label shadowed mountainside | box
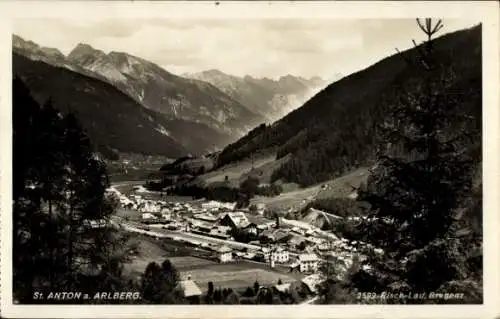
[216,25,482,187]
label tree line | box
[13,77,133,303]
[13,78,187,304]
[163,176,282,208]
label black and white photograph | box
[1,1,499,318]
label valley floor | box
[108,168,372,303]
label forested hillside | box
[13,36,260,158]
[13,53,188,158]
[13,53,238,159]
[216,25,481,187]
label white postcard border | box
[0,1,498,318]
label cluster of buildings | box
[108,187,379,278]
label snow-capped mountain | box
[183,70,331,122]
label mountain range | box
[215,24,482,187]
[183,69,329,122]
[12,37,239,158]
[65,43,267,136]
[12,34,329,159]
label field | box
[239,154,290,185]
[196,155,277,187]
[116,208,142,220]
[123,235,173,279]
[121,234,300,293]
[249,167,370,213]
[171,258,301,292]
[123,234,211,279]
[112,183,194,203]
[315,167,370,200]
[169,256,219,270]
[192,152,369,213]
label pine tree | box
[213,289,222,303]
[140,260,185,304]
[205,281,214,304]
[225,290,241,304]
[12,78,131,303]
[353,19,479,301]
[253,280,260,295]
[243,286,255,297]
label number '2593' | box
[357,292,378,299]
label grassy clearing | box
[315,167,370,200]
[183,266,297,292]
[123,235,172,279]
[116,208,141,220]
[250,167,370,213]
[169,256,302,292]
[123,240,299,293]
[196,155,277,188]
[250,185,322,213]
[239,155,290,185]
[122,234,212,279]
[169,256,218,270]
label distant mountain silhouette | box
[183,70,330,122]
[65,42,266,136]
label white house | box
[142,212,156,220]
[83,219,108,229]
[317,241,333,251]
[256,203,266,215]
[202,200,235,211]
[263,246,289,264]
[193,212,218,223]
[177,277,203,299]
[161,208,172,220]
[298,254,319,273]
[216,245,233,263]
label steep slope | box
[216,25,482,187]
[13,34,82,73]
[66,45,265,136]
[12,35,237,155]
[184,70,328,122]
[13,52,191,159]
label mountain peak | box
[39,46,65,59]
[73,43,95,51]
[68,43,106,61]
[203,69,226,76]
[12,34,40,51]
[107,50,130,63]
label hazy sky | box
[13,18,479,81]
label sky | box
[13,18,479,82]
